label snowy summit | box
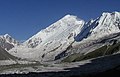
[9,12,120,62]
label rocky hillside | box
[0,34,20,51]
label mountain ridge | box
[8,11,120,62]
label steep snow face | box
[0,34,20,51]
[24,15,84,48]
[9,15,85,61]
[90,12,120,38]
[75,12,120,42]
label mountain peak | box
[85,11,120,40]
[63,14,76,18]
[112,11,120,14]
[4,34,10,36]
[62,14,82,21]
[64,14,71,17]
[0,34,20,51]
[4,34,11,38]
[101,11,120,16]
[23,14,84,48]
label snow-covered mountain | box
[9,15,85,61]
[89,12,120,38]
[0,34,20,51]
[75,12,120,42]
[24,15,84,48]
[9,12,120,62]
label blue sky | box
[0,0,120,41]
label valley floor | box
[0,53,120,77]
